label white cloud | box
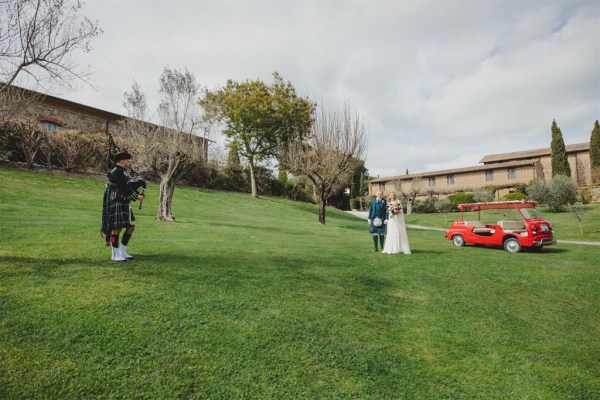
[16,0,597,177]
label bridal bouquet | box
[388,201,403,215]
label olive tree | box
[526,179,550,205]
[119,68,211,222]
[547,175,577,212]
[473,187,495,202]
[401,177,422,215]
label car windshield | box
[519,207,545,220]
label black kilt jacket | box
[101,166,140,236]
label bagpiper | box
[101,152,145,261]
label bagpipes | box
[130,178,147,209]
[106,130,147,208]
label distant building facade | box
[2,85,209,157]
[369,142,592,199]
[4,85,123,134]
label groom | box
[368,190,388,252]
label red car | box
[446,200,556,253]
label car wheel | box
[452,235,465,247]
[503,237,521,253]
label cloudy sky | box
[25,0,600,178]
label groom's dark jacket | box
[368,198,388,222]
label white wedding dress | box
[382,210,411,254]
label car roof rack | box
[457,200,538,211]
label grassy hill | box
[1,168,599,399]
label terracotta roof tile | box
[369,159,536,183]
[479,142,589,163]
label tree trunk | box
[318,189,326,224]
[157,177,176,221]
[248,158,257,198]
[156,153,185,221]
[407,198,413,215]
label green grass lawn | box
[1,168,599,399]
[405,203,600,242]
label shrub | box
[513,183,528,194]
[51,130,101,172]
[473,188,495,202]
[578,189,592,205]
[0,119,28,163]
[547,175,577,212]
[184,160,220,189]
[269,178,286,197]
[434,198,451,213]
[13,122,48,168]
[501,192,528,201]
[252,166,277,195]
[413,197,436,213]
[447,192,474,210]
[84,133,107,173]
[350,198,360,210]
[526,180,550,205]
[285,179,314,203]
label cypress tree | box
[591,120,600,183]
[226,141,241,168]
[550,119,571,177]
[590,120,600,169]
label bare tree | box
[118,68,211,222]
[0,0,100,160]
[280,104,367,224]
[0,0,100,94]
[122,80,147,121]
[400,177,422,215]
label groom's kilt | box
[369,220,387,235]
[108,202,135,230]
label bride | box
[382,192,411,254]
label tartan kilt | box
[369,220,387,235]
[108,202,135,230]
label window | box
[39,120,62,131]
[429,177,436,187]
[486,170,494,181]
[447,175,455,185]
[379,182,385,191]
[508,168,516,179]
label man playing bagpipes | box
[101,151,145,261]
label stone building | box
[369,142,591,199]
[2,85,209,157]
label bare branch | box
[0,0,101,94]
[280,103,367,224]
